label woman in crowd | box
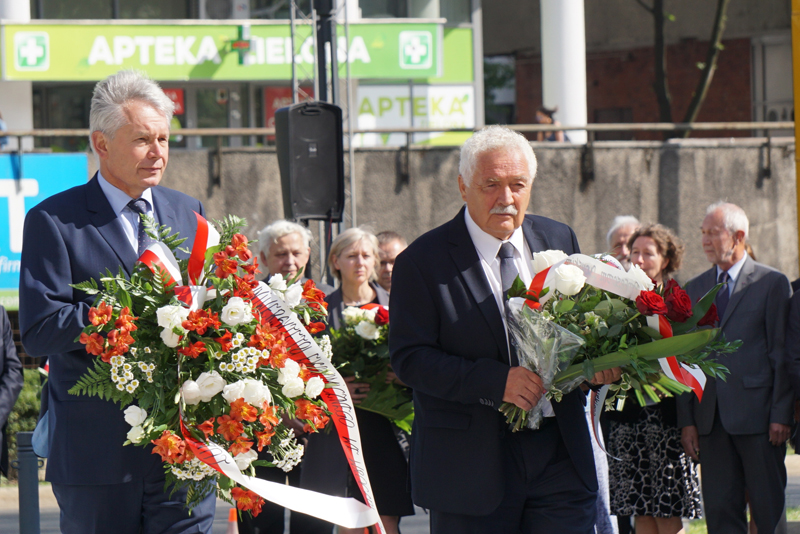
[606,224,702,534]
[534,105,567,142]
[300,227,413,534]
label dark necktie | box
[127,198,152,257]
[715,270,730,320]
[497,242,520,366]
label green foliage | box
[6,369,42,480]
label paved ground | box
[4,455,800,534]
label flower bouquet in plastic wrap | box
[500,251,737,431]
[329,304,413,433]
[69,214,332,517]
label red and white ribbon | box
[645,315,706,401]
[188,212,220,285]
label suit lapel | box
[152,187,177,231]
[85,175,138,276]
[521,216,548,255]
[448,208,509,363]
[720,256,755,328]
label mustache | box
[490,204,518,215]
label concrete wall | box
[90,137,798,284]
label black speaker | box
[275,102,345,222]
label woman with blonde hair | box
[300,227,413,534]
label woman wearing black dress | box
[299,227,413,534]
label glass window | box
[35,0,112,19]
[32,84,94,151]
[250,0,312,19]
[360,0,406,18]
[441,0,470,25]
[119,0,189,19]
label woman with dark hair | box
[534,105,566,142]
[606,224,702,534]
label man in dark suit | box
[0,305,23,478]
[19,70,215,534]
[679,201,792,534]
[389,126,618,534]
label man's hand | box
[681,425,700,462]
[589,367,622,386]
[769,423,791,446]
[344,376,370,405]
[503,367,545,410]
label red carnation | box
[635,291,668,316]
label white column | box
[540,0,587,144]
[0,0,34,151]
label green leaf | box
[672,284,723,335]
[507,276,528,299]
[607,324,623,338]
[554,299,575,314]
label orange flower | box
[88,301,113,326]
[232,487,264,517]
[214,330,233,352]
[178,341,207,359]
[259,404,280,429]
[266,347,289,369]
[197,418,215,439]
[151,430,186,464]
[214,252,239,279]
[182,309,221,336]
[216,415,244,441]
[241,259,260,276]
[254,429,275,451]
[302,279,327,307]
[230,398,258,423]
[295,399,330,433]
[114,307,138,332]
[228,436,254,456]
[305,322,325,334]
[233,274,259,299]
[248,323,283,351]
[80,332,105,356]
[108,328,135,348]
[225,234,253,262]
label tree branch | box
[679,0,732,135]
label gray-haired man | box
[19,70,215,534]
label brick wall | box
[515,38,752,139]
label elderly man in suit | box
[19,70,215,534]
[678,201,792,534]
[389,125,619,534]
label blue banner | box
[0,153,88,309]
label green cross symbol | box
[14,32,49,71]
[399,31,432,70]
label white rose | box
[156,305,189,330]
[305,376,325,399]
[123,405,147,427]
[532,250,569,274]
[127,425,145,444]
[283,284,303,307]
[355,321,381,340]
[221,297,253,327]
[233,449,258,470]
[341,307,364,326]
[222,381,246,404]
[628,264,655,291]
[196,371,226,402]
[160,328,182,348]
[553,264,587,296]
[362,307,378,322]
[282,376,306,398]
[278,360,301,385]
[242,378,272,405]
[181,380,202,405]
[268,274,287,292]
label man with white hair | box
[390,125,620,534]
[606,216,640,270]
[19,70,215,533]
[257,219,333,291]
[678,201,792,534]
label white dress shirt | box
[464,207,555,417]
[716,253,747,297]
[97,172,156,254]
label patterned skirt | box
[607,406,703,518]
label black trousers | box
[430,418,597,534]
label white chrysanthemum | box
[117,383,125,391]
[125,383,136,393]
[318,335,333,359]
[144,347,152,353]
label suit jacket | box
[389,207,596,516]
[0,306,23,476]
[19,174,204,485]
[677,256,793,435]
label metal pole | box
[290,1,298,104]
[344,0,357,228]
[14,432,41,534]
[793,0,800,274]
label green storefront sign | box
[2,22,444,81]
